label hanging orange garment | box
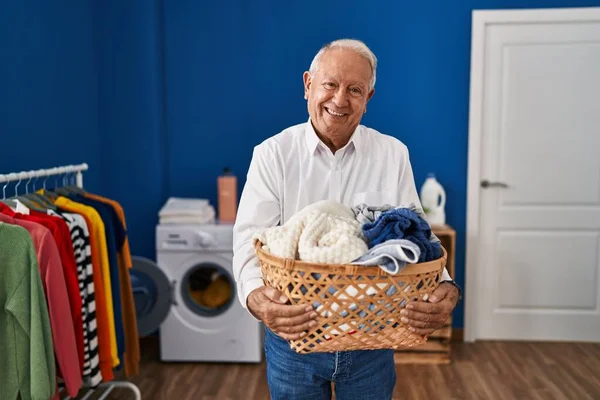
[84,193,140,377]
[53,197,116,381]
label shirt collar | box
[304,118,362,156]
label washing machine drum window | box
[182,263,235,317]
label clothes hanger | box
[49,167,83,197]
[13,171,48,213]
[57,166,85,195]
[54,168,77,196]
[39,167,61,201]
[23,170,58,211]
[0,174,19,209]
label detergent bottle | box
[420,173,446,227]
[217,167,238,223]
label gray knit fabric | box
[351,203,394,225]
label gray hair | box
[308,39,378,91]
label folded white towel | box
[159,197,214,217]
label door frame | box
[464,7,600,342]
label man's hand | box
[400,282,460,336]
[247,286,318,341]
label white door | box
[466,7,600,342]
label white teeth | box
[326,108,345,117]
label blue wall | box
[3,1,600,329]
[0,0,102,189]
[92,0,167,263]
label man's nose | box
[332,88,349,107]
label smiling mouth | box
[325,107,347,117]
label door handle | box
[170,280,178,306]
[481,180,509,188]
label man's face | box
[303,48,375,147]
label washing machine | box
[131,223,263,363]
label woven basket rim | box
[255,240,447,276]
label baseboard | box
[452,328,464,342]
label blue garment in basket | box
[362,208,441,262]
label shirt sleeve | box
[397,145,452,281]
[232,143,282,309]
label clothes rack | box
[1,163,142,400]
[0,164,87,187]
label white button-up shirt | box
[233,119,451,308]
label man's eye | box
[350,87,362,94]
[323,82,336,88]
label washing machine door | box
[169,252,245,333]
[130,256,173,337]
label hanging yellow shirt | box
[54,196,120,368]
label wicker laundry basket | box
[256,241,447,354]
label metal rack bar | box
[0,163,88,187]
[61,380,142,400]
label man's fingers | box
[406,299,454,315]
[262,301,313,327]
[274,318,318,334]
[408,327,436,336]
[400,309,446,325]
[406,281,459,311]
[262,287,289,304]
[405,300,439,314]
[272,309,318,330]
[269,302,314,318]
[399,300,452,333]
[271,308,319,340]
[428,282,451,303]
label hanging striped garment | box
[49,209,103,387]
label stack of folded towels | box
[253,200,442,338]
[158,197,216,225]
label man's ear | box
[303,71,312,100]
[367,88,375,102]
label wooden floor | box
[67,338,600,400]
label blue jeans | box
[264,327,396,399]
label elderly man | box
[233,39,460,399]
